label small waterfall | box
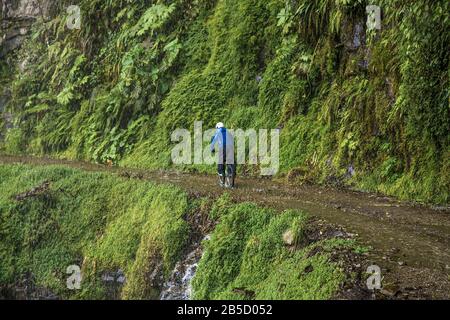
[160,236,209,300]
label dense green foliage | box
[1,0,448,203]
[192,202,355,300]
[0,163,190,299]
[0,164,357,300]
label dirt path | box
[1,155,449,299]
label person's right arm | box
[210,130,219,152]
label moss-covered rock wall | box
[0,0,448,203]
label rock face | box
[0,0,52,57]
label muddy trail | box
[1,155,449,299]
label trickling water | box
[160,237,209,300]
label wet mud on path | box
[1,155,449,299]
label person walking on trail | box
[210,122,235,188]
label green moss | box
[0,164,365,300]
[0,164,189,299]
[192,203,273,299]
[255,253,343,300]
[121,187,189,299]
[192,202,356,300]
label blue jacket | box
[210,128,233,152]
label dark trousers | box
[218,149,235,177]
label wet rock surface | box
[1,0,52,57]
[1,273,58,300]
[160,244,204,300]
[101,269,127,300]
[13,180,50,201]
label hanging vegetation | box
[0,0,448,204]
